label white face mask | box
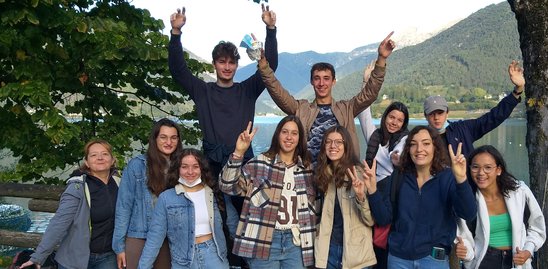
[179,176,202,188]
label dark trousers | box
[478,246,513,269]
[210,158,248,268]
[373,246,388,269]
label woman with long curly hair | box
[355,125,477,269]
[315,126,376,269]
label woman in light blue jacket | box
[113,118,183,269]
[138,148,228,269]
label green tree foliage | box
[0,0,211,184]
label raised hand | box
[347,166,367,202]
[508,60,525,89]
[261,3,276,29]
[513,247,532,265]
[234,121,258,157]
[363,60,375,83]
[390,151,401,166]
[348,159,377,197]
[455,236,468,259]
[378,31,396,61]
[449,143,467,183]
[170,7,186,34]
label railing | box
[0,183,65,248]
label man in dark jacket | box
[424,60,525,158]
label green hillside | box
[333,2,523,116]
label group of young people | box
[20,4,545,269]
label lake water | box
[252,116,529,183]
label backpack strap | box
[390,168,404,223]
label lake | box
[251,116,529,183]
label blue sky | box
[133,0,504,65]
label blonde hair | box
[80,139,116,172]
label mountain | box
[231,2,519,115]
[333,2,520,114]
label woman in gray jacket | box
[21,139,120,269]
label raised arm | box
[348,165,375,226]
[449,143,477,220]
[261,3,278,71]
[454,60,523,148]
[357,61,378,143]
[350,32,395,116]
[258,55,300,115]
[168,7,206,99]
[219,122,258,196]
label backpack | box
[9,249,57,269]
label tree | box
[0,0,211,184]
[507,0,548,267]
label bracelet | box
[232,153,243,159]
[513,87,523,95]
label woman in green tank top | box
[456,145,546,269]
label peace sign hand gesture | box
[261,3,276,29]
[449,143,467,183]
[234,121,258,157]
[347,159,377,199]
[170,7,186,35]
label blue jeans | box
[87,251,117,269]
[57,251,117,269]
[190,239,229,269]
[327,243,371,269]
[246,229,305,269]
[387,253,449,269]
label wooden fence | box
[0,183,65,248]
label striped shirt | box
[220,153,317,266]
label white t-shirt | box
[276,165,300,230]
[186,188,212,237]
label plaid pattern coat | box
[220,153,317,266]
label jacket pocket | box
[166,204,193,262]
[249,180,271,208]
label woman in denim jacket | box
[138,148,228,269]
[113,119,183,269]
